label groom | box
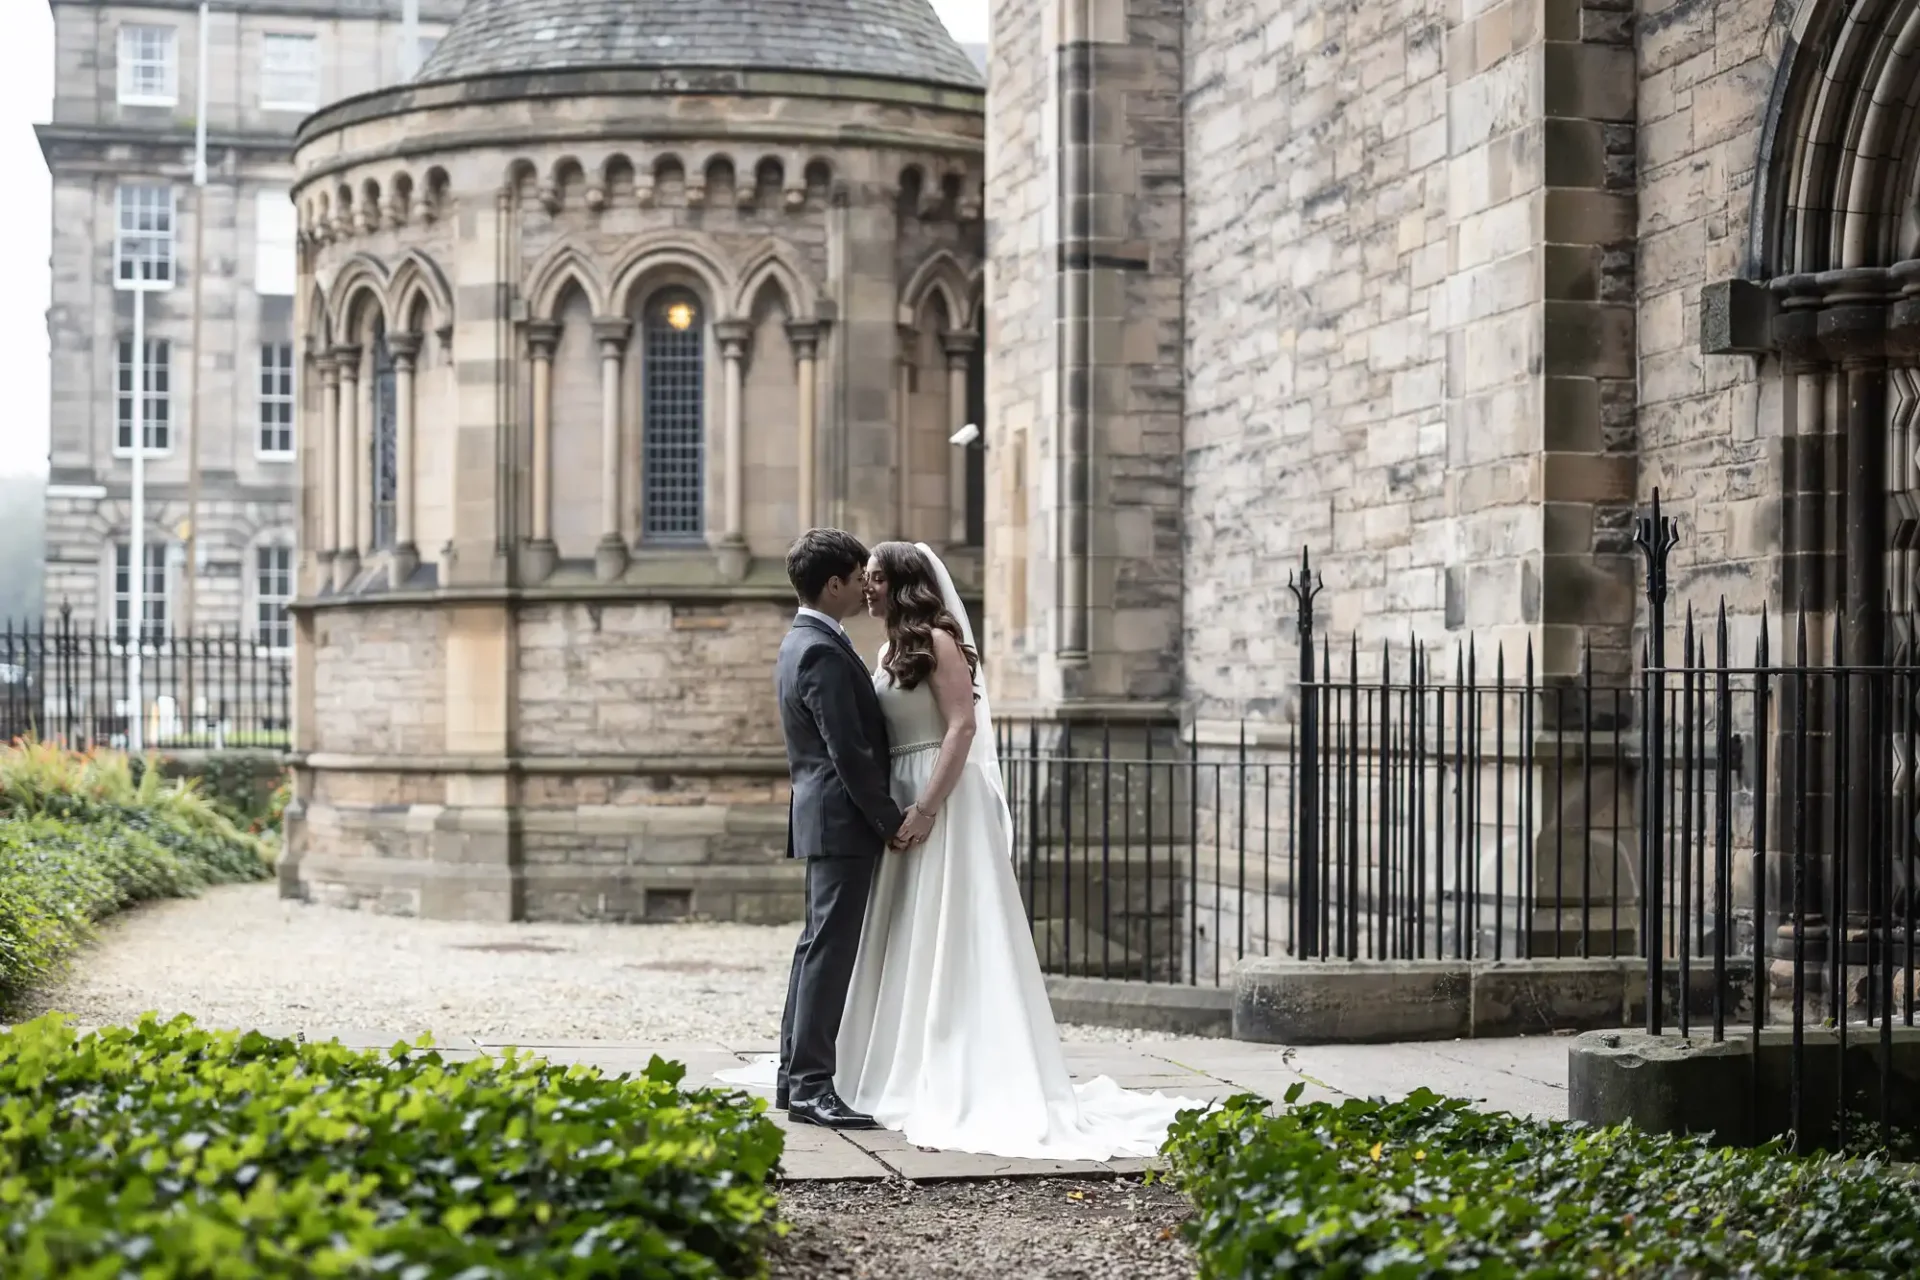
[775,529,932,1128]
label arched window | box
[370,320,398,551]
[642,288,705,542]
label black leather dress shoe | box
[786,1090,880,1130]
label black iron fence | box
[1635,495,1920,1150]
[997,544,1645,986]
[997,491,1918,1149]
[0,612,292,752]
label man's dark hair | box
[786,528,869,604]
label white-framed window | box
[254,189,297,296]
[117,25,177,106]
[115,339,172,454]
[115,184,176,289]
[260,33,319,111]
[259,343,295,457]
[113,542,169,645]
[254,544,293,651]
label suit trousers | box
[779,853,879,1102]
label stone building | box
[282,0,986,921]
[38,1,456,644]
[982,0,1920,963]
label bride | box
[718,540,1202,1161]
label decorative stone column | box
[524,320,560,583]
[787,319,823,530]
[713,319,753,580]
[318,352,339,571]
[941,329,978,547]
[332,345,362,590]
[388,332,421,587]
[592,316,633,581]
[1819,268,1892,934]
[895,324,917,538]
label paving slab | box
[765,1115,893,1181]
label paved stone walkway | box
[217,1025,1570,1181]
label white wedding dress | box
[717,547,1203,1161]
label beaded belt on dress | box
[890,741,941,757]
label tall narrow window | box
[117,25,177,105]
[255,545,293,650]
[259,343,295,456]
[116,339,172,453]
[260,33,319,110]
[641,290,705,541]
[371,323,398,551]
[115,184,175,288]
[113,543,168,645]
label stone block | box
[1233,958,1472,1045]
[1469,959,1627,1036]
[1567,1029,1752,1142]
[1699,278,1776,356]
[1044,975,1233,1038]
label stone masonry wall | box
[1633,0,1790,631]
[1182,0,1452,720]
[514,600,791,755]
[983,0,1187,716]
[309,606,446,755]
[982,0,1050,710]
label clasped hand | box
[889,804,934,851]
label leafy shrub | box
[0,741,271,1007]
[1164,1087,1920,1278]
[0,1014,784,1278]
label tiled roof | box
[416,0,984,90]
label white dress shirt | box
[795,606,849,638]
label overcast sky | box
[0,0,990,479]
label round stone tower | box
[283,0,986,922]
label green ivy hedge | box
[1164,1087,1920,1278]
[0,742,273,1008]
[0,1015,784,1278]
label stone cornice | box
[37,122,296,164]
[1703,262,1920,361]
[294,64,984,152]
[293,751,790,776]
[293,578,984,614]
[47,0,462,16]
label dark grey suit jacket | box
[778,614,905,859]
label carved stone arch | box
[607,230,736,317]
[698,150,744,207]
[325,253,391,341]
[387,170,415,226]
[419,166,451,222]
[548,155,587,213]
[524,238,609,319]
[358,176,384,233]
[900,249,970,330]
[388,250,454,335]
[598,152,637,208]
[731,238,818,319]
[503,157,540,204]
[963,265,985,331]
[303,279,333,351]
[1752,0,1920,276]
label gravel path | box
[771,1178,1192,1280]
[26,884,1204,1048]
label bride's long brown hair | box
[872,541,979,693]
